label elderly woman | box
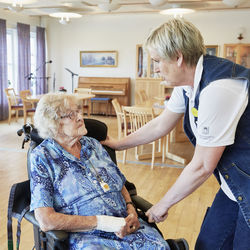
[29,93,170,249]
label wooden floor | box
[0,115,219,250]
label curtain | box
[36,26,47,94]
[17,22,31,93]
[0,19,8,121]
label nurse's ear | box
[176,52,183,67]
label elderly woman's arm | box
[35,207,126,234]
[116,186,140,238]
[34,207,97,232]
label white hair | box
[34,93,82,139]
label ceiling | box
[0,0,249,17]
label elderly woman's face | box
[59,102,87,138]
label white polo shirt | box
[167,55,248,201]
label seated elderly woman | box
[30,93,170,249]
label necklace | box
[83,150,110,192]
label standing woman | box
[103,18,250,250]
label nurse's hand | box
[101,135,120,150]
[146,201,169,223]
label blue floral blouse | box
[30,136,169,249]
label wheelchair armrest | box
[131,195,153,212]
[24,211,68,241]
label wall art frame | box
[80,50,118,67]
[206,45,219,56]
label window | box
[6,28,37,93]
[7,29,17,89]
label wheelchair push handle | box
[17,123,34,149]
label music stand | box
[65,68,78,93]
[25,60,52,93]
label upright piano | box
[78,76,130,115]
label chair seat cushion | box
[27,108,36,113]
[11,105,23,108]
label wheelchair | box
[8,118,189,250]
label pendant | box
[100,181,110,192]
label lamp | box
[98,0,121,12]
[49,12,82,24]
[222,0,244,7]
[160,7,195,17]
[149,0,166,6]
[7,0,36,12]
[237,27,246,41]
[8,0,23,12]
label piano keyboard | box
[91,90,125,95]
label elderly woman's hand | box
[116,213,140,238]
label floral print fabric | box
[30,136,169,249]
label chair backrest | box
[112,98,122,115]
[5,88,19,106]
[136,90,148,104]
[74,88,92,94]
[112,98,125,139]
[19,90,32,98]
[122,106,155,133]
[20,90,33,110]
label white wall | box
[2,9,250,103]
[46,10,250,103]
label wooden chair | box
[136,90,153,106]
[122,106,165,170]
[74,88,92,117]
[4,88,24,124]
[112,98,129,163]
[112,98,124,140]
[19,90,36,124]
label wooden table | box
[25,94,44,103]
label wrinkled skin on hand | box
[146,200,169,223]
[116,209,140,238]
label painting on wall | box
[206,45,219,56]
[80,51,118,67]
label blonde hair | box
[145,18,206,66]
[34,93,82,139]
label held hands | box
[145,201,169,223]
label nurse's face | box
[149,48,183,87]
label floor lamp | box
[65,68,78,93]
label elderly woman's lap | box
[70,219,170,250]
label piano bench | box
[91,97,112,116]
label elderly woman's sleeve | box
[29,148,54,211]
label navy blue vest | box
[183,55,250,228]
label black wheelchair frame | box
[8,118,189,250]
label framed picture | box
[80,51,118,67]
[206,45,219,56]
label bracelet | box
[126,201,135,208]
